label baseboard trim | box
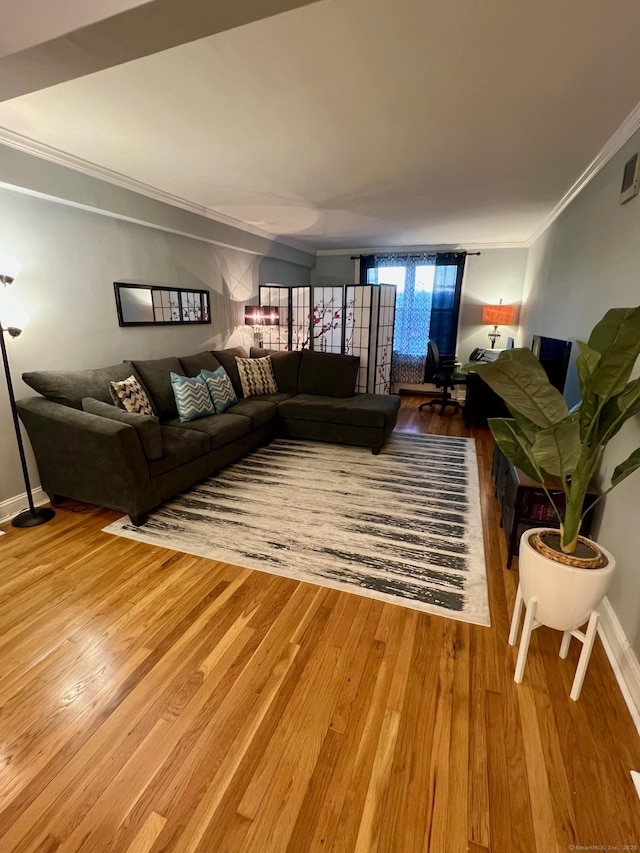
[598,596,640,735]
[0,487,48,526]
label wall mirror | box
[114,282,211,327]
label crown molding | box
[527,99,640,247]
[316,240,528,257]
[0,126,314,256]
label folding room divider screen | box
[258,284,396,394]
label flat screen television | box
[531,335,572,393]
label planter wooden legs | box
[508,583,601,701]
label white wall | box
[521,127,640,657]
[457,249,528,360]
[0,174,312,506]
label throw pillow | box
[110,375,154,415]
[170,372,215,422]
[236,356,278,398]
[82,397,163,459]
[200,367,237,413]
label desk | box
[492,446,599,568]
[463,370,510,423]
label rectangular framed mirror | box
[114,282,211,327]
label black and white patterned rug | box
[104,432,490,626]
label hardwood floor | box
[1,396,639,851]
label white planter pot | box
[518,528,616,632]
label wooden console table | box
[491,446,599,568]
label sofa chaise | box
[16,347,400,525]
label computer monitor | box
[531,335,572,393]
[506,336,515,349]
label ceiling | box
[1,0,640,252]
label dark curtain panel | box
[359,255,376,285]
[429,253,466,359]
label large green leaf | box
[473,349,568,427]
[487,417,541,481]
[509,409,538,444]
[575,340,601,431]
[596,377,640,444]
[611,447,640,488]
[575,340,601,391]
[530,418,582,478]
[587,307,640,397]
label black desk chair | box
[418,340,468,414]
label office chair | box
[418,339,468,414]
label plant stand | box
[508,583,601,701]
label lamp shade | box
[482,303,516,326]
[244,306,280,326]
[261,307,279,326]
[0,287,28,332]
[0,250,22,282]
[244,306,262,326]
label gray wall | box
[521,127,640,656]
[260,256,311,288]
[0,147,314,506]
[311,254,357,286]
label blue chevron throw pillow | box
[201,367,237,413]
[170,372,215,422]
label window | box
[361,253,466,384]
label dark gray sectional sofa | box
[17,347,400,525]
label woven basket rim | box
[530,530,607,569]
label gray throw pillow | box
[82,397,163,459]
[22,362,138,409]
[298,350,360,398]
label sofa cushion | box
[226,398,277,428]
[236,356,278,398]
[170,372,215,422]
[277,393,400,429]
[163,412,251,449]
[110,375,155,415]
[149,425,209,476]
[250,348,301,394]
[248,392,294,404]
[201,367,237,413]
[82,397,163,459]
[22,362,139,409]
[298,350,360,398]
[130,357,185,420]
[211,347,248,398]
[179,351,221,378]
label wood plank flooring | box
[1,396,639,852]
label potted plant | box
[471,306,640,633]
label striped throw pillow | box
[170,372,215,422]
[201,367,237,413]
[110,375,154,415]
[236,356,278,398]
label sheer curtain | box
[361,252,466,384]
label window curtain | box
[362,252,466,384]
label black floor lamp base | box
[12,506,56,528]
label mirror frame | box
[114,282,211,327]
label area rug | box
[104,432,490,626]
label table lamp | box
[482,301,517,349]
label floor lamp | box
[1,258,55,528]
